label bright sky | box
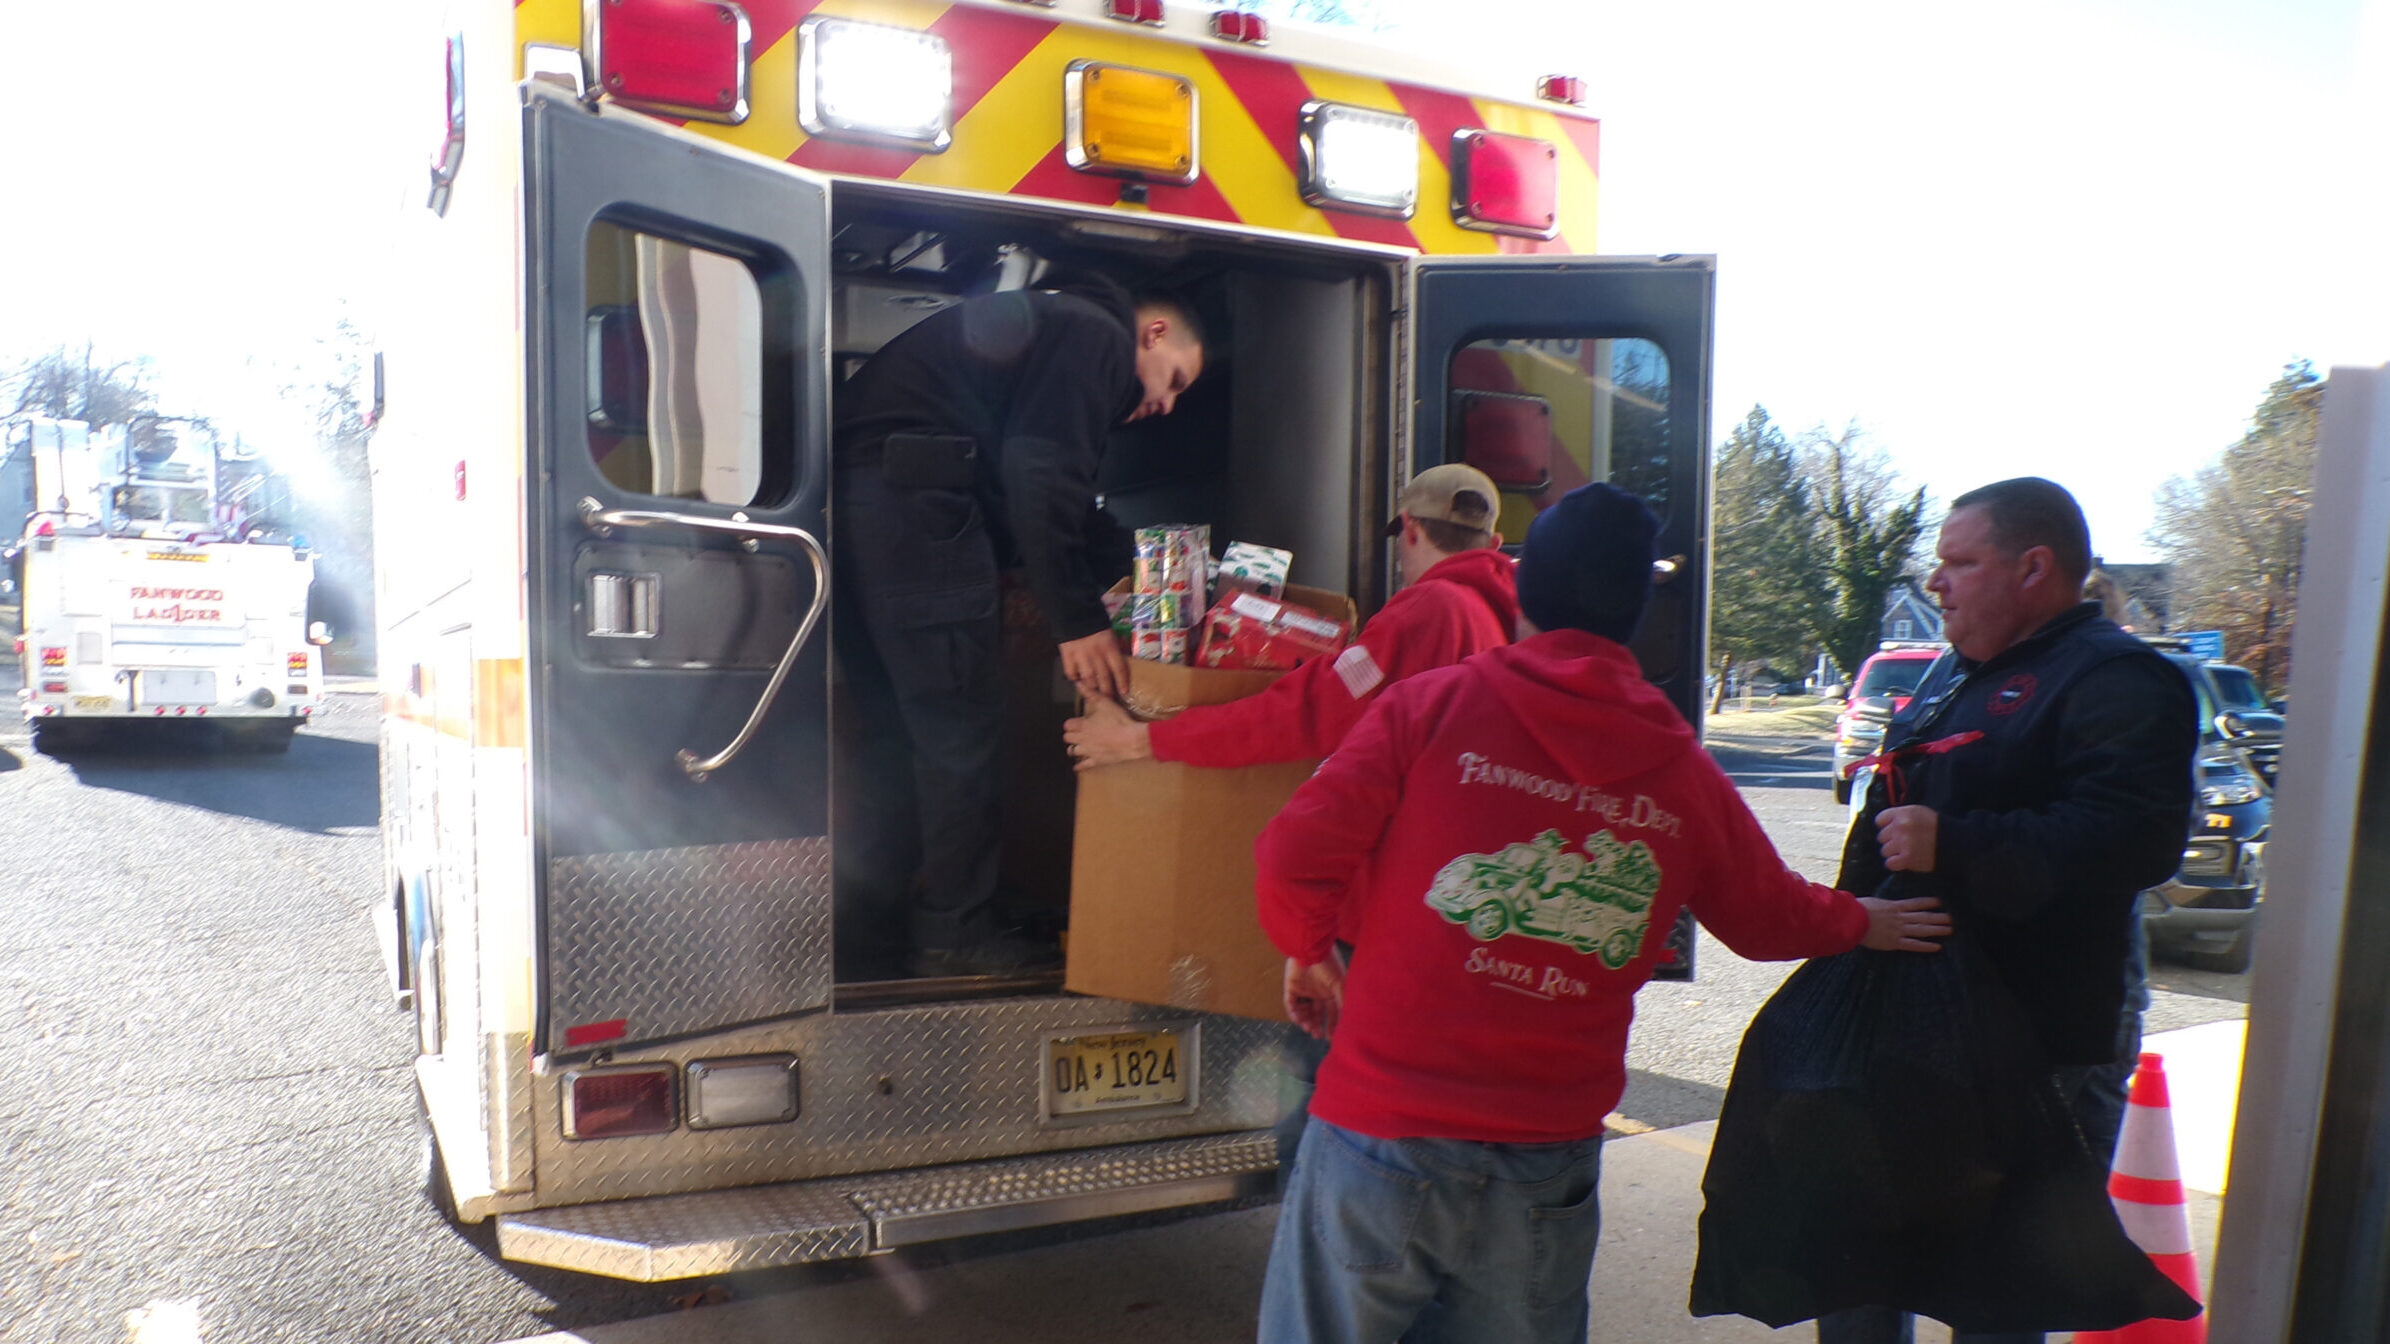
[3,0,2384,560]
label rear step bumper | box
[496,1131,1278,1280]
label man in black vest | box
[1818,477,2196,1344]
[833,276,1204,979]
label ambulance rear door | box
[1409,254,1717,977]
[524,91,835,1056]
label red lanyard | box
[1851,730,1985,806]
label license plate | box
[1044,1028,1190,1118]
[73,694,115,711]
[142,669,216,706]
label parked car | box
[2141,648,2280,974]
[1831,644,1945,802]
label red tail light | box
[1210,10,1267,43]
[589,0,754,124]
[40,646,67,669]
[1450,129,1560,239]
[1537,74,1587,106]
[563,1065,678,1139]
[287,651,311,675]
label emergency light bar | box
[585,0,753,126]
[1065,61,1199,186]
[1450,128,1560,239]
[1298,101,1419,219]
[797,16,954,152]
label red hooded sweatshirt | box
[1255,629,1868,1144]
[1149,547,1518,768]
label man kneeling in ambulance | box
[1250,483,1949,1344]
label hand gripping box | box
[1067,583,1358,1021]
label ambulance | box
[9,415,326,753]
[375,0,1714,1279]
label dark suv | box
[2141,647,2280,973]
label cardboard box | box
[1067,585,1357,1021]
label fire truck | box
[375,0,1714,1279]
[8,415,327,753]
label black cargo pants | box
[832,448,1006,961]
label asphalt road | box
[0,694,2252,1343]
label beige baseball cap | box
[1383,463,1501,538]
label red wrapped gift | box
[1196,591,1351,671]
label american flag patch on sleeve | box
[1333,644,1386,699]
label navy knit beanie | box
[1514,483,1658,644]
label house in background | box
[2089,560,2173,633]
[1880,579,1943,644]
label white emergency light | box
[686,1055,801,1130]
[1298,101,1420,219]
[797,16,954,152]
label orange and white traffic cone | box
[2075,1052,2206,1343]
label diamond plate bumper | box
[495,1131,1278,1280]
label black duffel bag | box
[1688,876,2201,1332]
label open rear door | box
[524,92,834,1054]
[1411,255,1716,978]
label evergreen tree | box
[1709,406,1825,695]
[1807,425,1928,686]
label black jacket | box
[1838,604,2196,1064]
[834,278,1140,643]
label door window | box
[1449,336,1670,545]
[584,221,766,505]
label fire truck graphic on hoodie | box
[1424,828,1663,969]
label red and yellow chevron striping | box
[513,0,1597,253]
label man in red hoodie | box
[1058,463,1518,770]
[1253,483,1949,1344]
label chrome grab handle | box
[577,498,830,782]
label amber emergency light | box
[1065,61,1199,186]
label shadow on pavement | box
[1617,1069,1729,1131]
[53,723,379,834]
[0,745,19,773]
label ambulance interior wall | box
[819,213,1383,977]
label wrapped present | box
[1133,523,1211,625]
[1129,590,1189,630]
[1196,591,1351,672]
[1129,627,1190,665]
[1216,541,1292,600]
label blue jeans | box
[1258,1117,1606,1344]
[1816,919,2151,1344]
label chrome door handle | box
[578,498,830,781]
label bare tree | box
[5,343,158,426]
[2148,362,2320,693]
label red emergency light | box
[1537,74,1588,106]
[1106,0,1165,25]
[564,1064,678,1139]
[1450,129,1560,239]
[1210,10,1267,43]
[588,0,754,125]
